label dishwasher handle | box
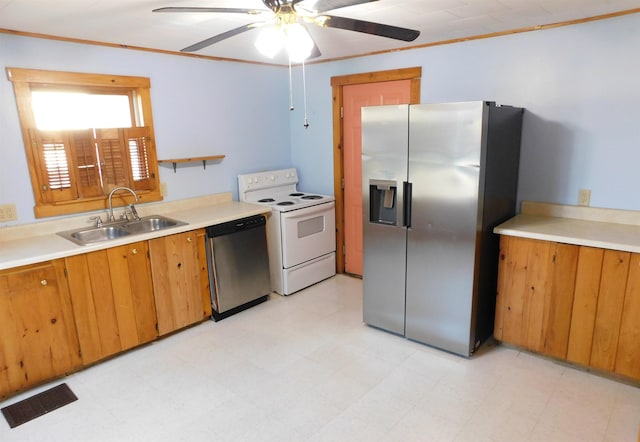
[206,214,266,237]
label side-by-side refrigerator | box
[362,101,523,357]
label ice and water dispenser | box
[369,179,397,225]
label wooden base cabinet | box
[0,261,81,399]
[495,236,640,381]
[0,228,214,399]
[65,241,157,365]
[149,229,211,335]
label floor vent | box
[2,383,77,428]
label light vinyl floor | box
[1,274,638,441]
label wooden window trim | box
[7,68,161,218]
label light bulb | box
[284,23,313,62]
[254,26,284,58]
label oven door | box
[281,201,336,268]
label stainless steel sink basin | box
[58,215,187,245]
[123,216,184,234]
[64,226,131,245]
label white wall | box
[2,12,639,227]
[291,13,640,211]
[0,34,292,226]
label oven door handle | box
[281,201,335,220]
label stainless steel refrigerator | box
[362,101,523,357]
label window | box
[7,68,162,218]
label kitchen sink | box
[122,216,184,234]
[58,215,187,246]
[68,226,131,244]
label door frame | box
[331,67,422,273]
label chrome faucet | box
[107,186,140,222]
[89,215,103,227]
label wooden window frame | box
[7,68,162,218]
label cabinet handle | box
[41,279,48,286]
[132,248,138,255]
[186,237,192,243]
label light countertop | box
[494,201,640,253]
[0,193,270,271]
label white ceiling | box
[1,0,639,65]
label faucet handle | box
[129,204,141,221]
[89,215,103,227]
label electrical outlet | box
[160,182,167,197]
[578,189,591,206]
[0,204,18,222]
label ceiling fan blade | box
[324,15,419,42]
[313,0,378,13]
[153,7,267,14]
[181,23,259,52]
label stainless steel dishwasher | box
[206,214,271,321]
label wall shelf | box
[158,155,225,173]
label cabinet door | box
[149,229,211,336]
[0,261,81,398]
[497,236,640,381]
[615,253,640,379]
[566,247,604,366]
[65,241,157,365]
[589,250,629,372]
[494,236,578,357]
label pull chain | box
[287,57,310,128]
[288,57,294,111]
[302,59,309,128]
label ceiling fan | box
[153,0,420,60]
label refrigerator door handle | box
[403,181,412,227]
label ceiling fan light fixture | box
[254,26,285,58]
[155,1,421,57]
[284,23,314,62]
[255,21,313,62]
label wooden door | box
[65,241,157,365]
[149,229,211,335]
[332,68,421,276]
[0,261,81,398]
[342,80,413,276]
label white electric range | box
[238,168,336,295]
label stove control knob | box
[269,175,275,181]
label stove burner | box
[277,201,295,206]
[258,198,275,203]
[301,195,323,200]
[289,192,304,197]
